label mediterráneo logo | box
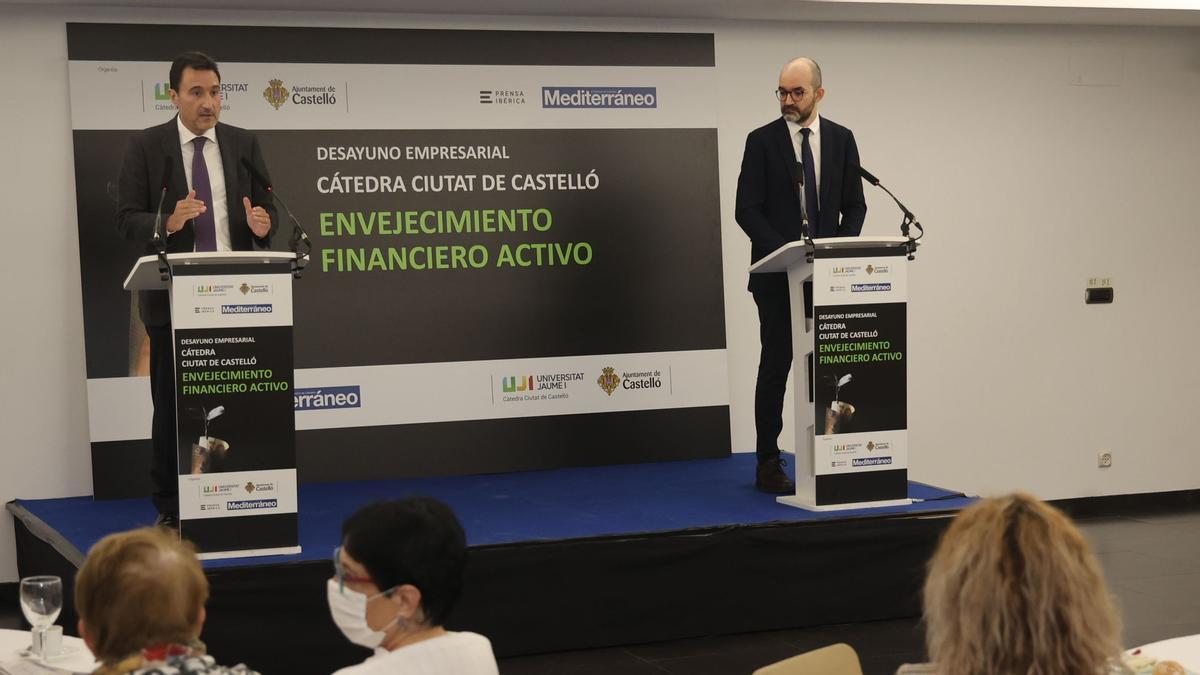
[850,283,892,293]
[852,457,893,467]
[294,386,362,411]
[227,498,278,511]
[542,87,657,109]
[220,304,273,314]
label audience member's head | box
[922,493,1121,675]
[329,497,468,649]
[75,527,208,665]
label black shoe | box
[154,512,180,531]
[756,458,795,494]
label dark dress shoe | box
[756,458,795,494]
[154,512,180,530]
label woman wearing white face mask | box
[327,497,498,675]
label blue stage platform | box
[8,454,974,666]
[10,453,972,568]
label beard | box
[780,102,814,124]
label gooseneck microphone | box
[242,158,312,277]
[152,156,174,252]
[859,166,923,258]
[794,161,812,242]
[152,157,174,280]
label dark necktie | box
[191,136,217,252]
[800,128,819,237]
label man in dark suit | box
[116,51,277,527]
[735,57,867,493]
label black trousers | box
[147,324,179,515]
[752,281,811,462]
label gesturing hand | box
[243,196,271,238]
[165,190,205,234]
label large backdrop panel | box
[67,23,729,498]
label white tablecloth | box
[0,628,98,673]
[1132,634,1200,670]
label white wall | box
[0,7,95,584]
[2,4,1199,581]
[716,20,1200,500]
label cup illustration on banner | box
[189,405,232,474]
[825,373,856,435]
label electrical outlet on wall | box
[1098,451,1113,468]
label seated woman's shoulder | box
[894,664,938,675]
[435,631,498,672]
[333,631,498,675]
[130,654,260,675]
[451,631,495,650]
[893,660,1141,674]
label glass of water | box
[19,576,63,658]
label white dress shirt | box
[176,116,232,251]
[786,114,821,212]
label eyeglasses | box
[775,88,810,101]
[332,546,373,592]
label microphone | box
[242,158,312,275]
[859,165,923,256]
[794,161,811,241]
[152,156,174,253]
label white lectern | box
[750,236,911,511]
[124,251,301,558]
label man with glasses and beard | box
[735,57,867,494]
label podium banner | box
[171,265,298,556]
[812,253,908,478]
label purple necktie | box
[800,128,820,237]
[191,137,217,252]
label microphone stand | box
[861,168,923,261]
[243,158,312,278]
[270,188,312,279]
[152,186,173,282]
[796,162,815,262]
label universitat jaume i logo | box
[263,79,289,110]
[597,367,620,396]
[502,376,535,393]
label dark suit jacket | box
[735,116,866,293]
[115,117,278,327]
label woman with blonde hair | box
[75,527,257,675]
[899,492,1129,675]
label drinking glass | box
[19,576,63,658]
